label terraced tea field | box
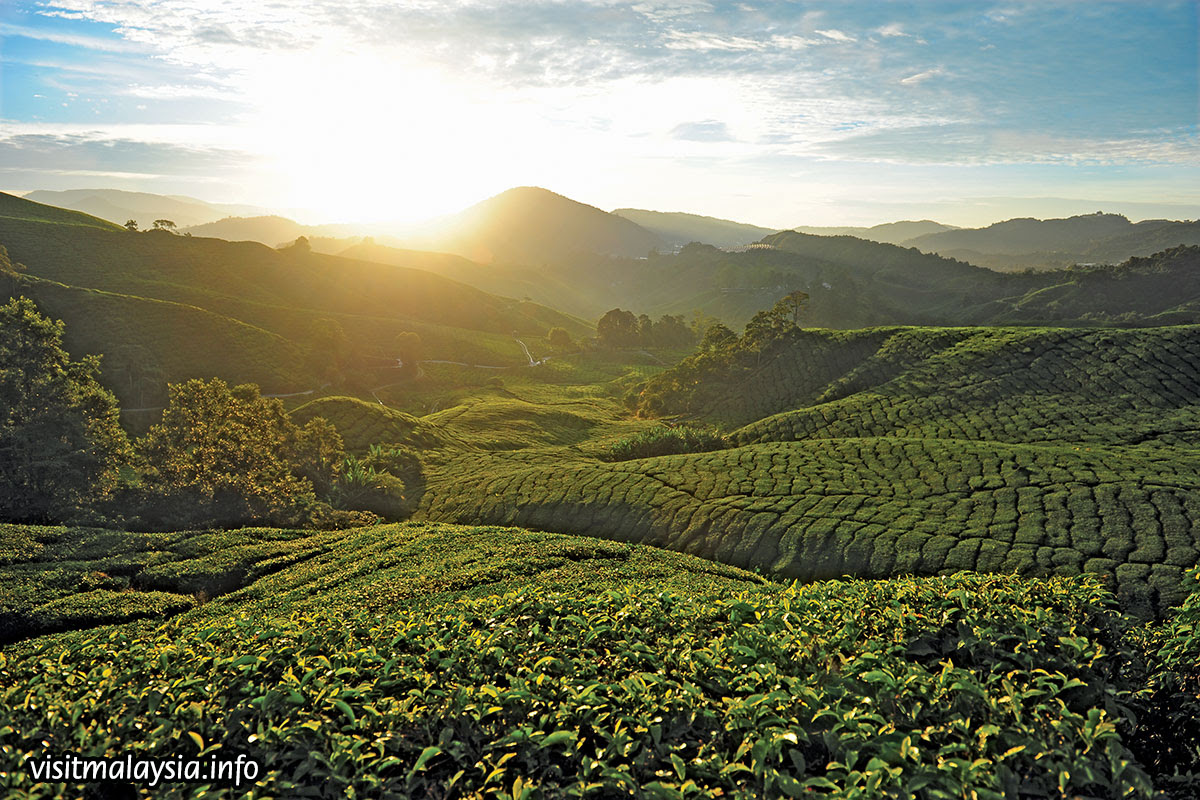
[413,325,1200,619]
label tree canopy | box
[136,378,323,527]
[0,297,129,522]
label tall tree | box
[0,297,129,522]
[597,308,639,348]
[137,379,315,526]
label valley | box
[3,187,1200,798]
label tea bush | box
[0,571,1164,799]
[603,426,729,462]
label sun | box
[235,46,550,224]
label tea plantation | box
[4,521,1200,798]
[7,290,1200,795]
[416,325,1200,620]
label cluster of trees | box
[630,291,809,416]
[123,219,180,233]
[303,318,424,389]
[0,297,413,529]
[596,309,698,350]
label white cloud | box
[0,22,145,53]
[815,29,855,43]
[663,31,765,51]
[900,68,942,85]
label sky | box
[0,0,1197,228]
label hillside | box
[411,186,663,266]
[416,324,1200,619]
[905,212,1200,270]
[0,191,122,231]
[793,219,955,245]
[336,239,602,319]
[611,208,778,248]
[626,236,1200,329]
[0,192,587,404]
[22,189,266,230]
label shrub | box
[332,455,409,520]
[604,425,729,461]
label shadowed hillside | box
[0,192,587,404]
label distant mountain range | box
[904,212,1200,270]
[611,209,779,249]
[21,189,268,230]
[793,220,957,245]
[180,216,373,246]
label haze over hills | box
[905,212,1200,271]
[610,208,779,249]
[0,191,586,405]
[179,215,377,246]
[22,188,268,230]
[404,186,664,265]
[793,220,957,245]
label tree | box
[597,308,639,348]
[547,326,573,351]
[699,323,737,353]
[286,417,345,498]
[151,219,177,233]
[650,314,696,349]
[0,297,129,522]
[124,219,140,232]
[305,318,351,385]
[394,331,422,375]
[778,290,809,326]
[136,378,317,526]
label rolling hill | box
[793,219,956,245]
[0,192,588,404]
[21,189,267,230]
[421,323,1200,619]
[611,208,779,248]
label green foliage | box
[0,565,1164,799]
[1128,567,1200,794]
[0,297,129,522]
[598,307,639,347]
[425,437,1200,619]
[287,417,345,497]
[547,326,573,351]
[134,379,321,528]
[0,523,344,642]
[604,425,729,461]
[290,396,442,452]
[331,455,407,519]
[599,308,697,350]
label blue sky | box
[1,0,1196,226]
